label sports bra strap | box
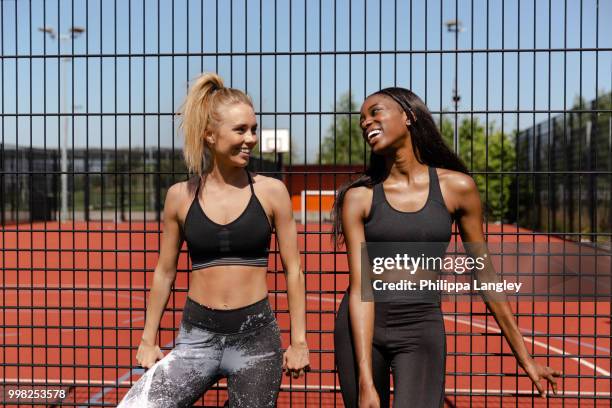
[194,176,202,198]
[245,168,255,194]
[371,182,385,207]
[428,166,446,207]
[195,171,254,202]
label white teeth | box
[368,129,382,140]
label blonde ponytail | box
[178,72,252,177]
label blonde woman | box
[118,73,310,407]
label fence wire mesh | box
[1,0,611,406]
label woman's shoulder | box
[343,185,373,215]
[435,168,480,215]
[250,172,288,194]
[165,179,196,204]
[436,168,477,196]
[160,180,195,221]
[344,185,372,201]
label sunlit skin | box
[360,95,415,155]
[136,102,310,379]
[345,94,561,407]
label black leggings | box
[118,296,283,408]
[334,292,446,408]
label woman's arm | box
[267,178,310,376]
[137,183,185,367]
[450,174,560,397]
[342,188,379,406]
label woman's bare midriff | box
[187,265,269,309]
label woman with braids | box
[118,73,310,408]
[333,88,560,407]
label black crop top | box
[364,166,452,244]
[363,166,453,303]
[183,170,272,270]
[364,166,453,265]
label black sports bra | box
[183,170,272,270]
[364,167,453,303]
[365,166,452,244]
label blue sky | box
[1,0,611,163]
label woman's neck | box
[204,164,248,188]
[384,141,426,183]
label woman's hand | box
[520,357,561,398]
[359,382,380,408]
[136,338,165,369]
[282,342,310,378]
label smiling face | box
[359,93,411,154]
[206,102,258,168]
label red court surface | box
[1,222,610,407]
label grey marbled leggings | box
[118,297,283,408]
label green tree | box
[439,117,515,222]
[318,93,366,164]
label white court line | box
[466,316,611,354]
[8,292,606,377]
[8,287,608,351]
[3,291,608,405]
[1,291,145,338]
[452,316,611,377]
[3,291,608,395]
[303,293,611,378]
[284,385,611,397]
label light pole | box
[445,19,463,154]
[38,26,85,222]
